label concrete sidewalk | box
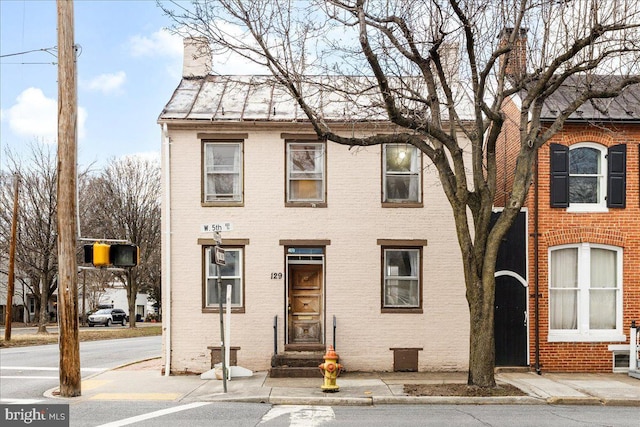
[46,359,640,406]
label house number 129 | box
[271,273,283,280]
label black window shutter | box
[550,143,569,207]
[607,144,626,208]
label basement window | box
[613,351,630,373]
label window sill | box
[382,202,423,208]
[285,202,327,208]
[548,331,625,343]
[381,308,423,314]
[202,307,245,314]
[202,201,244,207]
[565,205,609,213]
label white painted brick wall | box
[162,125,470,374]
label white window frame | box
[205,247,243,309]
[203,142,243,203]
[383,144,422,203]
[286,142,325,204]
[548,243,624,342]
[382,248,421,309]
[567,142,608,213]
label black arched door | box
[491,211,528,366]
[494,275,527,366]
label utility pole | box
[56,0,81,397]
[4,174,20,341]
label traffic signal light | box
[83,243,139,267]
[110,244,139,267]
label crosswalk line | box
[0,398,44,404]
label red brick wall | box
[495,109,640,372]
[494,97,522,207]
[530,124,640,372]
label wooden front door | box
[288,264,323,344]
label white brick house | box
[158,39,472,374]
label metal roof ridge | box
[184,78,206,119]
[212,78,229,120]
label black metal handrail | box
[333,315,336,350]
[273,315,278,355]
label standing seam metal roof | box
[159,75,475,123]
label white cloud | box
[128,29,183,79]
[128,29,182,58]
[6,88,57,141]
[84,71,126,95]
[4,87,88,142]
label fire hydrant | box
[318,345,342,392]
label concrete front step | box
[270,351,328,378]
[269,366,322,378]
[494,366,531,373]
[272,352,325,368]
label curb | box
[601,398,640,407]
[546,396,602,405]
[192,393,549,406]
[372,396,545,405]
[268,396,373,406]
[42,357,163,401]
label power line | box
[0,46,58,58]
[1,62,57,65]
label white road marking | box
[0,366,104,372]
[0,376,59,380]
[0,366,105,380]
[260,405,335,426]
[94,402,211,427]
[0,398,43,404]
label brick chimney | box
[498,28,527,80]
[182,37,212,78]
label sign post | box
[213,231,227,392]
[204,223,232,391]
[225,284,232,381]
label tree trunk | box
[127,269,137,328]
[467,276,496,387]
[451,200,506,389]
[37,281,49,334]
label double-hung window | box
[382,248,421,311]
[204,247,244,310]
[569,145,603,205]
[383,144,422,205]
[550,143,626,211]
[286,142,325,206]
[548,243,623,342]
[203,142,243,204]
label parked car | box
[87,308,127,327]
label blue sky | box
[0,0,185,169]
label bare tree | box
[0,144,59,333]
[160,0,640,387]
[81,157,161,327]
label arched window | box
[568,144,605,207]
[550,143,626,211]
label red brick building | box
[497,78,640,372]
